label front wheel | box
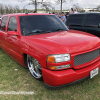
[27,55,42,80]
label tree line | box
[0,0,73,15]
[19,0,68,13]
[0,3,22,14]
[1,0,99,15]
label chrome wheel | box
[27,55,42,79]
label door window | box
[84,14,100,27]
[8,17,17,31]
[1,16,8,31]
[68,15,83,26]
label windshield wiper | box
[27,30,51,36]
[26,28,66,36]
[51,28,65,32]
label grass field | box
[0,49,100,100]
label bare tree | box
[0,3,5,14]
[42,2,51,12]
[5,5,9,14]
[55,0,73,13]
[0,3,21,14]
[8,5,14,14]
[18,0,44,12]
[22,6,26,13]
[15,5,20,13]
[73,3,83,12]
[55,0,66,13]
[52,7,55,12]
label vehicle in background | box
[0,13,100,89]
[0,15,2,21]
[66,12,100,37]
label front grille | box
[74,49,100,66]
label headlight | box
[47,54,70,63]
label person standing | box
[70,8,78,14]
[65,12,69,19]
[61,12,66,24]
[70,8,74,14]
[33,10,37,13]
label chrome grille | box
[74,49,100,66]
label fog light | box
[50,66,56,69]
[50,64,71,70]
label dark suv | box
[66,12,100,37]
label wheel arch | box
[23,52,46,69]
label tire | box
[27,55,42,80]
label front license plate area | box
[90,67,99,79]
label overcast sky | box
[0,0,100,10]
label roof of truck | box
[2,13,53,17]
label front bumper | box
[42,60,100,88]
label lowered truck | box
[0,13,100,88]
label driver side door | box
[6,16,21,62]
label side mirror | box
[7,31,18,36]
[98,23,100,28]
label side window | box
[84,14,100,27]
[68,15,83,26]
[8,17,17,31]
[1,16,8,31]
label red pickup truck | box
[0,13,100,88]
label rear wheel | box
[27,55,42,80]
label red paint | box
[0,13,100,87]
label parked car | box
[0,15,2,21]
[0,13,100,88]
[66,12,100,37]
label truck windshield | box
[19,15,68,36]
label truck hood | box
[25,30,100,54]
